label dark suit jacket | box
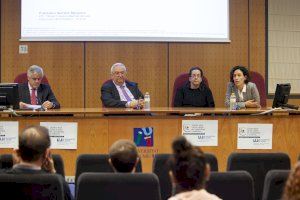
[101,80,143,107]
[18,83,60,109]
[5,166,73,200]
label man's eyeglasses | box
[113,71,126,75]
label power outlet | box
[19,45,28,54]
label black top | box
[4,166,73,200]
[174,82,215,107]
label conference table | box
[1,107,299,176]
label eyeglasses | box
[190,74,201,78]
[113,71,126,75]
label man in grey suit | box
[19,65,60,109]
[101,63,144,108]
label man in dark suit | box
[5,125,73,200]
[101,63,144,108]
[19,65,60,109]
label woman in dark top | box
[174,67,215,107]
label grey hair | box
[27,65,44,78]
[110,63,127,74]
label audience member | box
[19,65,60,109]
[168,136,221,200]
[6,125,73,200]
[225,65,260,108]
[101,63,144,108]
[108,139,139,173]
[283,162,300,200]
[174,67,215,107]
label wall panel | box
[85,42,168,107]
[2,0,291,107]
[1,0,84,108]
[169,0,249,107]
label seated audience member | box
[19,65,60,109]
[101,63,144,108]
[108,139,139,173]
[282,162,300,200]
[168,136,221,200]
[225,65,260,108]
[6,125,73,200]
[174,67,215,107]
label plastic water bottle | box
[144,92,150,110]
[230,92,236,110]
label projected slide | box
[21,0,229,42]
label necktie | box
[120,86,132,102]
[31,89,37,105]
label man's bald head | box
[18,125,50,162]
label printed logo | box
[134,127,153,147]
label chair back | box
[171,73,209,107]
[152,153,218,200]
[206,171,255,200]
[0,154,13,169]
[262,170,290,200]
[75,154,142,183]
[0,173,64,200]
[0,154,65,177]
[14,72,49,84]
[227,153,290,200]
[76,172,161,200]
[249,71,266,107]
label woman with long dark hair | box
[168,136,221,200]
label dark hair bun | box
[172,136,193,158]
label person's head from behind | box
[27,65,44,89]
[283,162,300,200]
[230,65,250,88]
[189,66,203,89]
[111,63,127,86]
[169,136,209,194]
[17,125,50,165]
[108,139,139,173]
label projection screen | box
[21,0,229,42]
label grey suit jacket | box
[225,82,260,108]
[18,83,60,109]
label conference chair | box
[206,171,255,200]
[152,153,218,200]
[0,154,13,169]
[76,172,161,200]
[0,173,65,200]
[14,72,49,84]
[249,71,267,107]
[171,72,209,107]
[75,154,143,184]
[261,170,290,200]
[227,153,290,200]
[0,154,65,177]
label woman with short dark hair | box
[225,65,260,108]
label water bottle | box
[144,92,150,110]
[229,92,236,110]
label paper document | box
[26,105,42,110]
